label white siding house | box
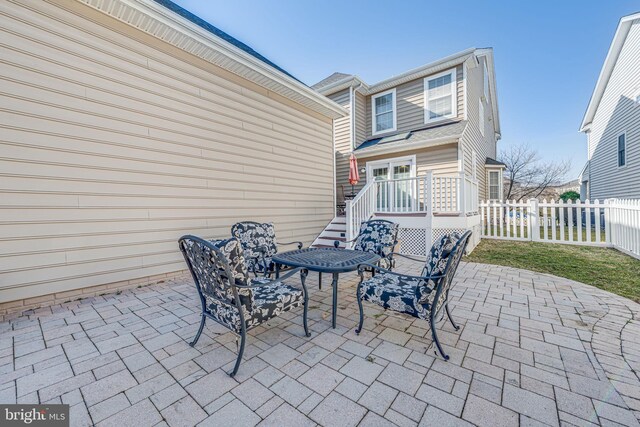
[580,12,640,200]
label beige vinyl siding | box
[365,65,464,138]
[328,88,352,201]
[0,0,335,303]
[355,91,367,147]
[588,19,640,199]
[460,57,498,199]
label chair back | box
[354,219,399,257]
[231,222,278,259]
[179,235,253,313]
[420,231,471,315]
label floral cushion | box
[231,222,278,274]
[205,278,303,333]
[359,272,432,321]
[354,220,399,258]
[206,238,253,311]
[416,233,460,305]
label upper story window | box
[479,100,485,137]
[618,133,626,167]
[424,69,457,122]
[371,89,396,135]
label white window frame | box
[618,132,626,168]
[479,100,485,137]
[487,169,502,201]
[371,88,397,136]
[424,68,457,123]
[365,155,417,182]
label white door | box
[367,156,416,212]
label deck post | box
[345,200,353,247]
[459,171,466,216]
[529,198,539,242]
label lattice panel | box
[431,228,468,245]
[398,228,428,256]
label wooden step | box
[316,236,345,242]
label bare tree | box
[500,144,571,201]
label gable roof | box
[79,0,347,119]
[313,48,500,136]
[312,72,353,90]
[580,12,640,131]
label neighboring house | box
[580,12,640,200]
[311,49,502,253]
[0,0,345,311]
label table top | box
[272,247,380,273]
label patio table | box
[273,248,380,329]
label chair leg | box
[301,270,311,337]
[190,314,206,347]
[431,321,449,361]
[445,302,460,331]
[355,286,364,335]
[230,330,246,377]
[318,272,322,290]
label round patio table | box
[273,248,380,329]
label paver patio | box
[2,257,640,427]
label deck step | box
[310,215,348,249]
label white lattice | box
[432,228,468,245]
[398,228,428,256]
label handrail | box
[345,181,376,245]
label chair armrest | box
[277,241,303,250]
[334,236,357,248]
[356,262,443,282]
[393,252,426,263]
[236,267,303,289]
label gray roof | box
[312,72,353,90]
[485,157,506,167]
[355,121,467,153]
[153,0,300,82]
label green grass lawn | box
[465,239,640,303]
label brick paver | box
[2,259,640,426]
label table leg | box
[318,272,322,290]
[331,272,339,329]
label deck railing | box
[345,172,478,245]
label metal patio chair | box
[335,219,399,270]
[179,235,310,376]
[231,221,303,277]
[355,230,471,360]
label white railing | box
[480,198,640,259]
[371,172,478,215]
[345,181,376,244]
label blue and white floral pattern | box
[354,220,399,269]
[180,236,304,334]
[231,222,278,274]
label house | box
[311,49,502,254]
[580,12,640,200]
[0,0,345,312]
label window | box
[479,100,485,137]
[618,133,626,167]
[489,170,501,200]
[424,69,457,122]
[371,89,396,135]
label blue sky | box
[174,0,639,179]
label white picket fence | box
[480,198,640,259]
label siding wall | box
[328,88,352,202]
[460,57,498,199]
[0,0,335,303]
[588,19,640,199]
[364,64,464,140]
